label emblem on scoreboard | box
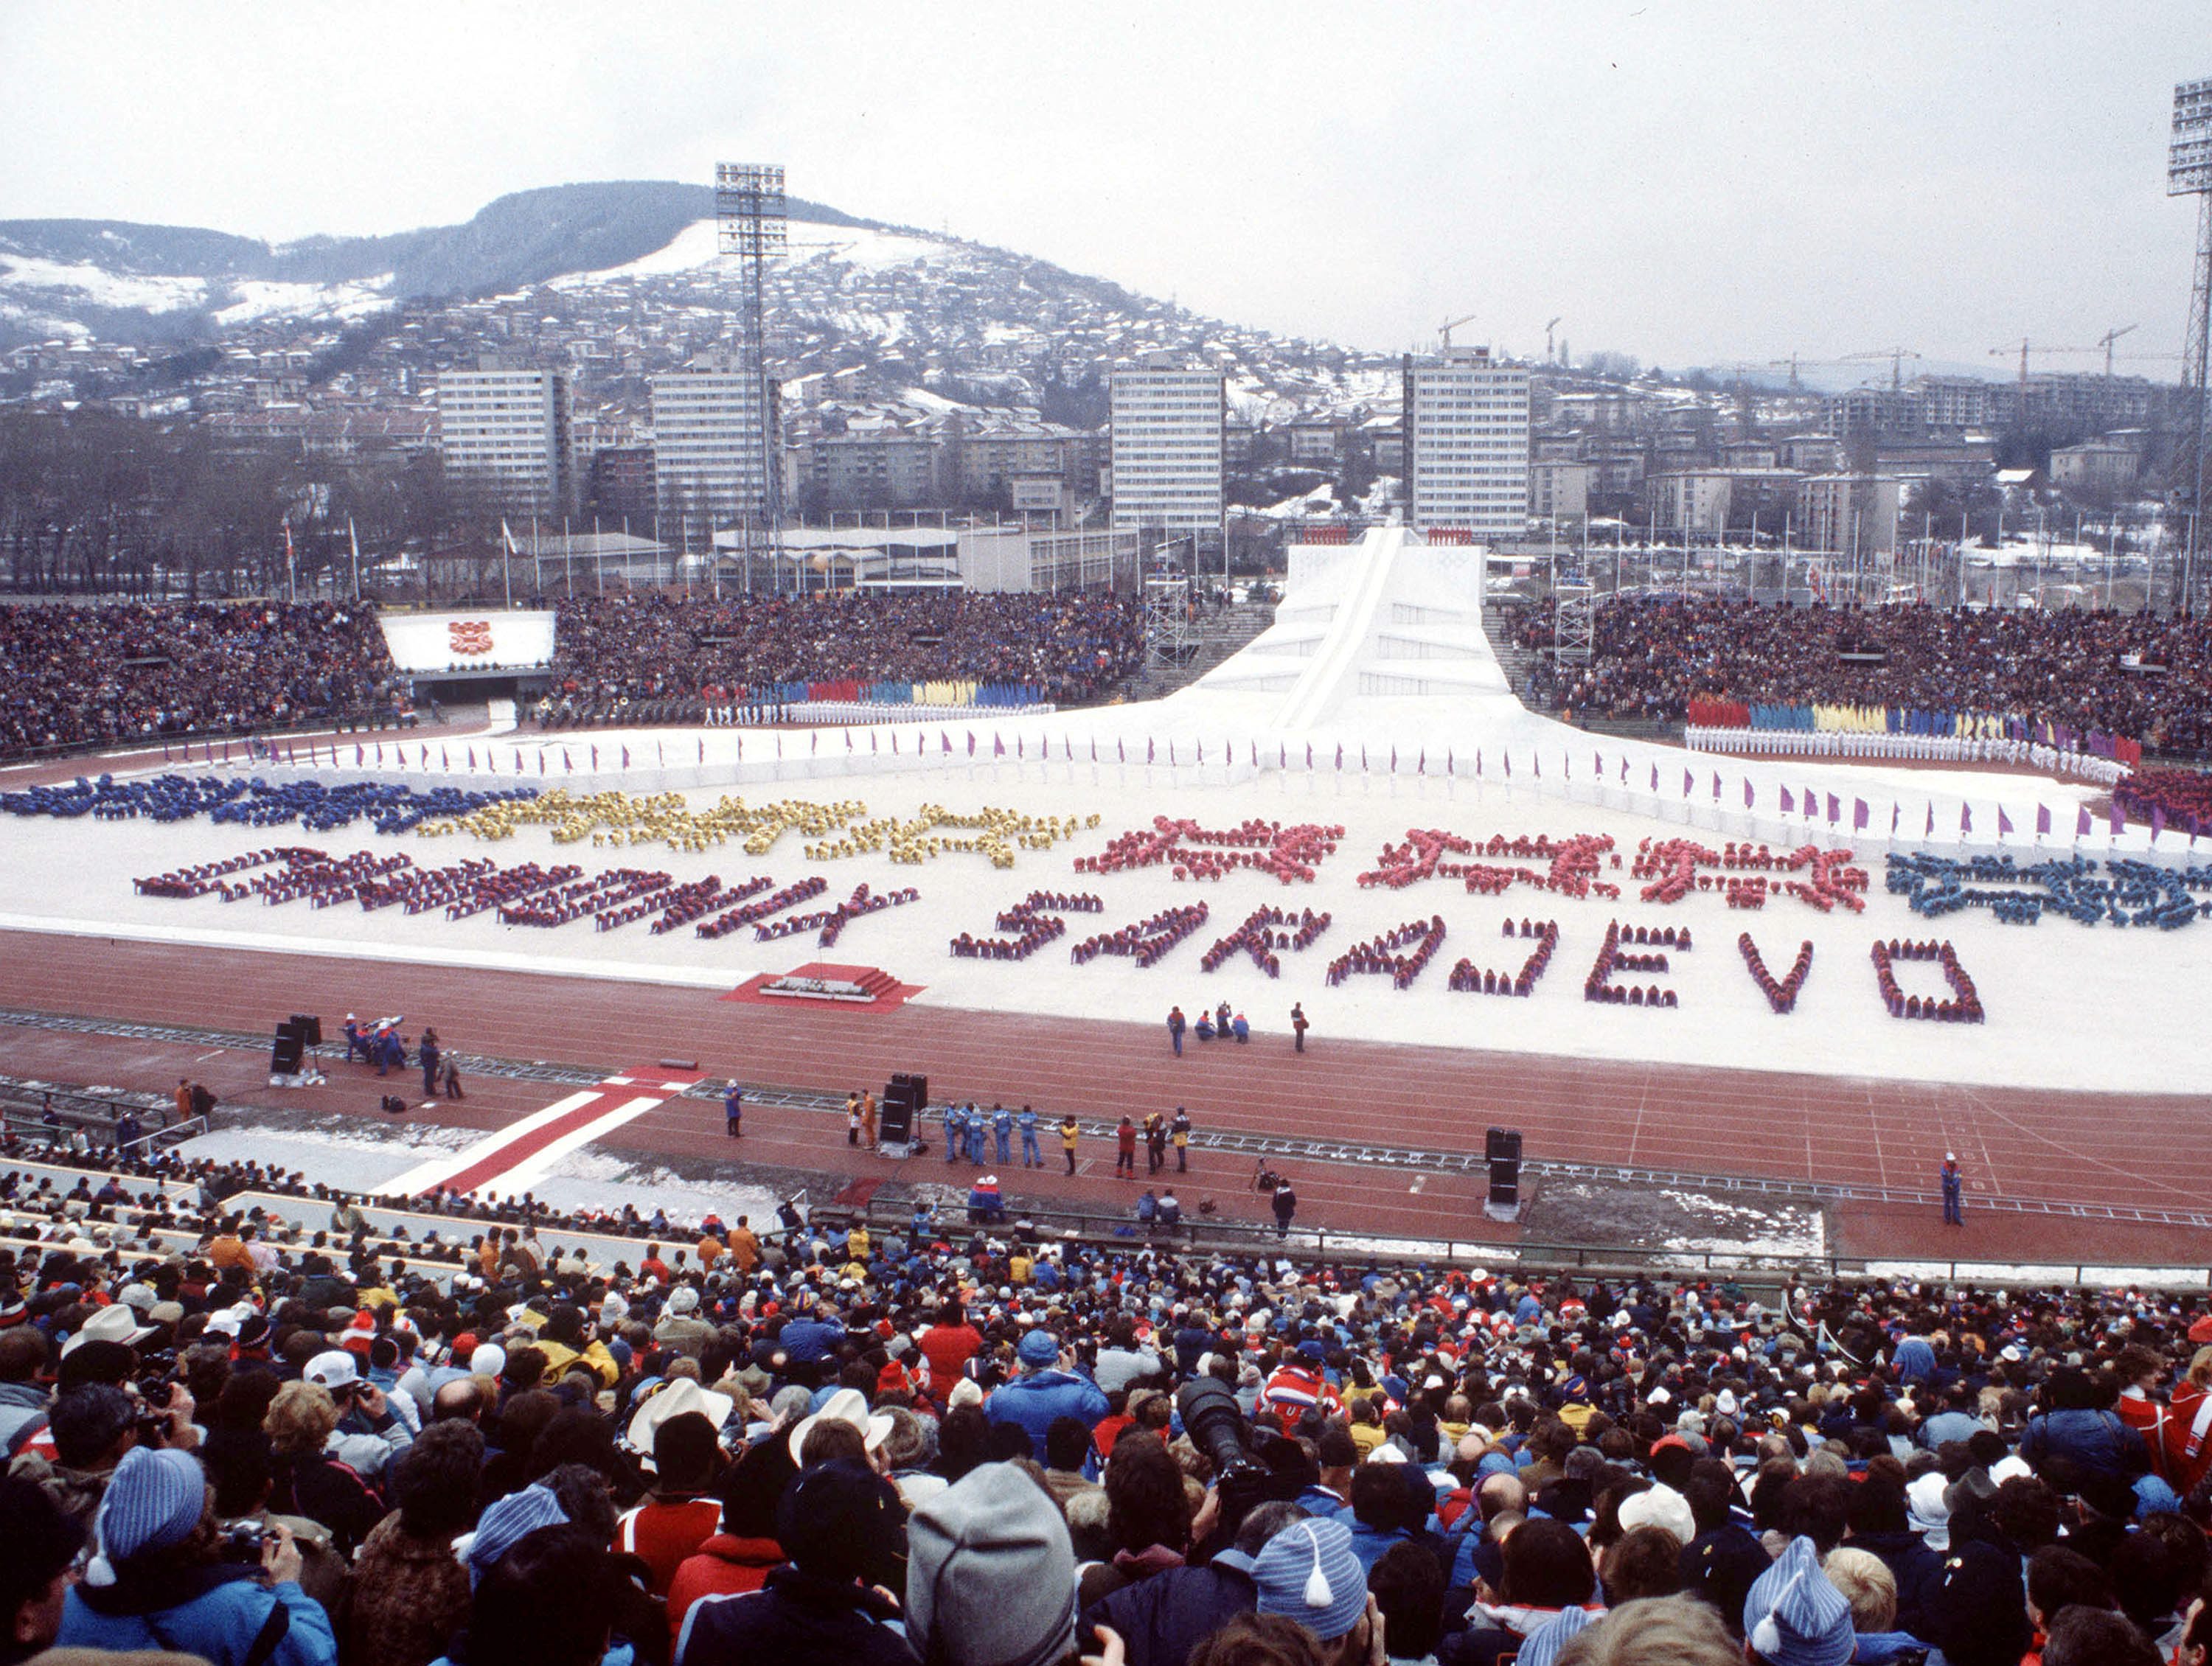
[449,620,494,657]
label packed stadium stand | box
[1503,597,2212,760]
[545,592,1144,709]
[4,1106,2211,1666]
[0,602,399,758]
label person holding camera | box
[55,1443,338,1666]
[263,1380,389,1558]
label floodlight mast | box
[2171,80,2212,614]
[717,163,788,594]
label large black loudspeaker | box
[1485,1126,1523,1215]
[271,1030,305,1075]
[880,1073,927,1146]
[290,1014,323,1048]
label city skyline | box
[1,2,2205,374]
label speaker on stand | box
[879,1073,926,1157]
[269,1016,324,1088]
[1484,1125,1523,1221]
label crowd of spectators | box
[1503,598,2212,759]
[9,1117,2212,1666]
[546,592,1144,708]
[0,602,400,759]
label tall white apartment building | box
[651,360,771,526]
[1401,346,1529,542]
[1109,353,1225,540]
[435,365,572,515]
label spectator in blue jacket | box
[2018,1367,2149,1487]
[985,1330,1108,1459]
[55,1444,338,1666]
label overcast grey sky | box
[1,1,2205,374]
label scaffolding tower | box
[1144,573,1193,667]
[1553,578,1596,663]
[716,162,787,593]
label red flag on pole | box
[1853,798,1869,831]
[1781,787,1794,813]
[1826,792,1840,823]
[1998,806,2015,837]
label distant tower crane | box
[1438,313,1480,349]
[1544,316,1562,361]
[2096,323,2139,376]
[1843,346,1923,390]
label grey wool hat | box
[905,1461,1077,1666]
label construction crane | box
[1544,316,1562,361]
[1843,346,1923,390]
[1438,313,1479,349]
[2095,324,2138,377]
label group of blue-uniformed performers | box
[942,1101,1043,1170]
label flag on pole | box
[846,730,855,750]
[592,745,600,770]
[993,733,1004,758]
[375,742,384,764]
[1253,741,1261,767]
[1620,755,1629,782]
[1562,753,1570,779]
[2109,801,2124,837]
[1998,806,2015,837]
[1925,802,1935,837]
[1826,792,1840,823]
[1170,741,1178,766]
[1503,752,1511,778]
[969,731,978,756]
[1417,747,1425,774]
[1594,750,1602,777]
[1781,786,1795,814]
[2152,805,2166,842]
[1337,744,1345,770]
[1960,804,1972,833]
[1147,738,1155,763]
[699,737,706,763]
[467,747,476,770]
[357,744,365,767]
[1119,738,1127,762]
[1683,769,1693,797]
[1891,802,1901,834]
[1362,745,1369,771]
[1712,771,1722,801]
[1307,742,1315,768]
[563,750,571,773]
[1854,798,1869,832]
[1390,745,1397,772]
[1447,747,1455,775]
[440,746,448,770]
[538,750,546,776]
[621,745,630,769]
[1744,779,1755,809]
[1649,762,1658,791]
[1198,741,1206,764]
[1530,752,1538,778]
[810,731,818,755]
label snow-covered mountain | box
[0,181,1397,419]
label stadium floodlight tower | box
[716,162,788,594]
[2171,78,2212,614]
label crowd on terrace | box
[0,602,399,759]
[6,1120,2212,1666]
[546,591,1145,708]
[1503,598,2212,759]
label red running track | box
[3,930,2210,1264]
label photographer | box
[55,1443,338,1666]
[265,1381,389,1558]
